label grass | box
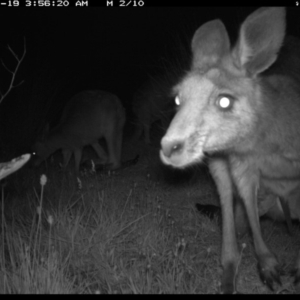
[0,142,299,294]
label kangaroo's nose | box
[161,137,184,158]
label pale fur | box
[160,7,300,293]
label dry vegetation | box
[0,136,299,294]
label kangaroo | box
[160,7,300,293]
[33,90,126,175]
[132,75,175,144]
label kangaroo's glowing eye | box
[175,96,180,106]
[217,95,234,111]
[219,97,230,108]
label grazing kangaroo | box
[160,7,300,293]
[132,75,175,144]
[34,90,126,175]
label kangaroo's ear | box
[191,19,230,70]
[232,7,286,75]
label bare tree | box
[0,38,30,180]
[0,38,26,104]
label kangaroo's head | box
[160,7,286,168]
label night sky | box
[0,5,299,156]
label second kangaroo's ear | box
[232,7,286,76]
[191,19,230,70]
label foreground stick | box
[0,154,30,180]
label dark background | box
[0,5,299,157]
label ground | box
[1,125,300,293]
